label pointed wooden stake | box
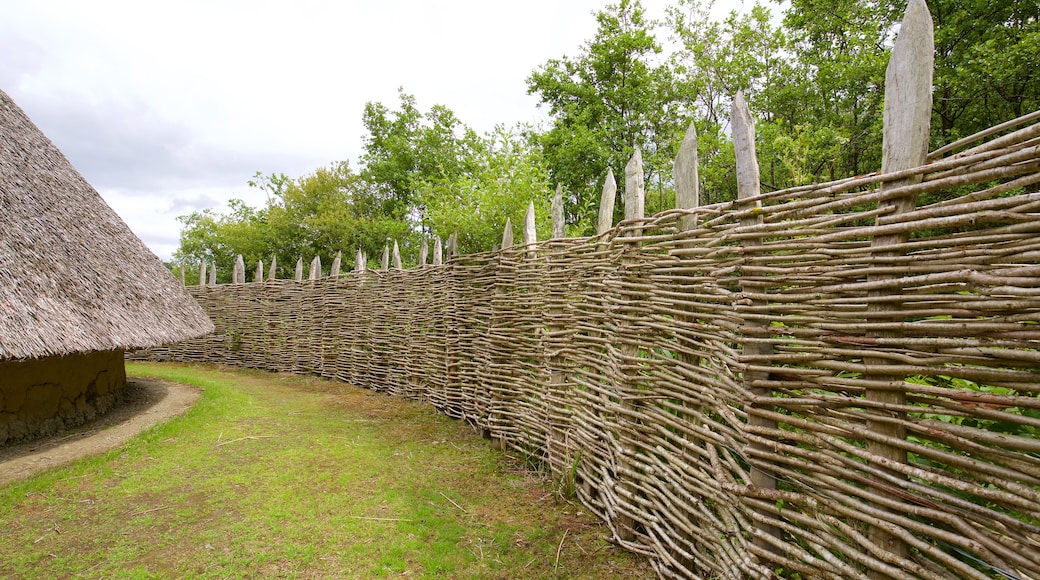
[552,184,565,239]
[733,92,760,205]
[523,201,537,247]
[309,256,321,280]
[380,245,389,271]
[502,217,514,249]
[624,147,645,222]
[268,255,277,281]
[234,255,246,284]
[674,120,700,232]
[209,262,217,286]
[355,248,366,273]
[392,241,402,270]
[179,263,185,285]
[199,261,206,286]
[330,251,342,278]
[294,257,303,281]
[447,233,459,260]
[597,168,617,236]
[433,237,443,266]
[255,260,264,283]
[419,238,429,266]
[865,1,933,571]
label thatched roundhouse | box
[0,89,213,445]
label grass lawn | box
[0,362,651,579]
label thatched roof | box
[0,89,213,361]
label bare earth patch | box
[0,379,199,486]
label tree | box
[668,0,787,200]
[419,126,553,254]
[174,161,415,280]
[527,0,684,232]
[930,0,1040,144]
[360,89,483,224]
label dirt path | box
[0,378,200,486]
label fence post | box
[612,147,646,544]
[433,238,443,266]
[598,169,617,236]
[392,241,402,270]
[673,118,701,570]
[864,0,933,572]
[309,256,321,280]
[447,233,459,260]
[545,192,571,484]
[180,263,185,285]
[419,238,429,267]
[199,261,206,286]
[675,120,699,231]
[523,202,537,258]
[209,262,217,286]
[294,257,303,281]
[501,217,514,248]
[255,260,264,283]
[732,90,781,559]
[268,255,277,281]
[552,184,565,239]
[330,251,341,278]
[355,248,365,273]
[234,255,246,284]
[380,245,390,271]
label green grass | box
[0,362,651,579]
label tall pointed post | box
[392,241,402,270]
[234,255,246,284]
[199,261,206,286]
[552,184,565,239]
[447,233,459,260]
[294,257,303,281]
[380,245,389,271]
[179,263,185,285]
[612,147,646,544]
[864,0,933,572]
[255,260,264,283]
[675,120,700,231]
[523,201,537,258]
[309,256,321,280]
[419,238,429,267]
[209,262,217,286]
[355,248,366,273]
[330,251,342,278]
[597,169,617,236]
[268,255,277,281]
[733,89,779,559]
[624,146,645,224]
[433,237,443,266]
[673,117,702,571]
[501,217,514,249]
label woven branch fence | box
[139,4,1040,577]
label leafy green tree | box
[174,162,415,280]
[527,0,684,232]
[668,0,787,200]
[930,0,1040,144]
[360,89,483,223]
[419,126,553,254]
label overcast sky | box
[3,0,744,261]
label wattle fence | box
[138,3,1040,578]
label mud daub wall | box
[136,112,1040,580]
[0,350,126,446]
